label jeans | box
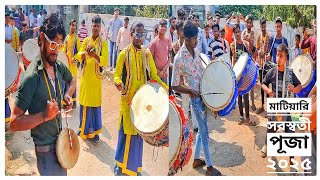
[108,40,117,69]
[190,97,212,167]
[238,93,249,118]
[35,145,67,176]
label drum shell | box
[130,82,169,147]
[56,128,80,169]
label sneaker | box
[114,165,122,176]
[92,135,100,143]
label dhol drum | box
[5,44,20,98]
[200,56,238,116]
[22,39,40,68]
[290,55,316,97]
[56,111,80,169]
[233,52,259,96]
[11,67,24,94]
[169,95,193,175]
[130,81,169,147]
[57,51,69,68]
[219,53,231,65]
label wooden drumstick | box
[63,109,73,149]
[201,92,224,95]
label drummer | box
[114,21,166,176]
[19,22,40,45]
[172,21,221,176]
[242,14,257,111]
[9,13,76,176]
[255,17,271,115]
[75,15,108,143]
[61,19,81,109]
[230,24,255,126]
[261,44,302,159]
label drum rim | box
[200,60,236,111]
[130,81,169,135]
[169,100,183,167]
[290,54,314,89]
[56,128,80,169]
[22,38,39,63]
[234,52,249,82]
[5,46,20,96]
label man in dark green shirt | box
[10,13,76,176]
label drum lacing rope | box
[42,70,63,134]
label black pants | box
[238,93,249,118]
[260,69,269,105]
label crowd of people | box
[5,6,317,176]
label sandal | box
[206,167,222,176]
[192,158,206,169]
[245,118,257,126]
[237,117,244,125]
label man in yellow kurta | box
[75,15,108,143]
[113,22,167,176]
[10,16,20,52]
[62,19,81,109]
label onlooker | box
[106,7,123,71]
[116,16,130,53]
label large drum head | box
[201,60,235,111]
[5,44,19,95]
[233,52,249,81]
[56,128,80,169]
[22,39,39,62]
[218,53,231,65]
[58,51,69,68]
[169,100,182,166]
[290,55,313,88]
[130,82,169,134]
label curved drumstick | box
[62,109,73,149]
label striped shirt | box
[208,38,224,58]
[78,25,88,43]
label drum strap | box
[42,70,63,134]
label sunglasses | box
[44,33,63,50]
[132,32,147,39]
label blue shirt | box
[107,18,123,42]
[5,24,13,40]
[268,36,289,63]
[197,27,208,54]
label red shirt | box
[301,35,317,61]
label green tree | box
[259,5,316,28]
[219,5,263,20]
[90,5,136,16]
[133,5,169,19]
